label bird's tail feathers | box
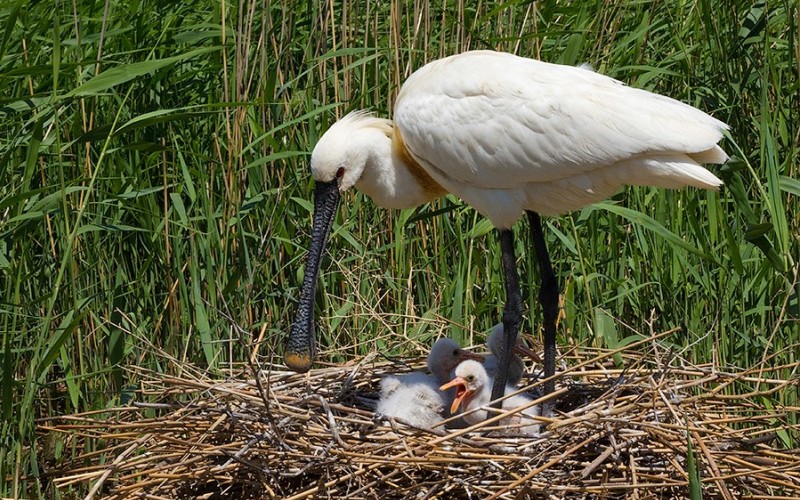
[638,155,724,190]
[688,145,729,165]
[616,153,724,190]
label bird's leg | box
[491,229,524,406]
[526,211,558,415]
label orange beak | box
[440,377,471,414]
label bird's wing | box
[394,51,728,190]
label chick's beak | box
[440,377,470,414]
[514,343,542,364]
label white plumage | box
[441,359,541,436]
[376,373,444,429]
[394,51,726,227]
[376,338,484,428]
[311,50,726,229]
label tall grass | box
[0,0,797,496]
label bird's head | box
[487,323,542,364]
[440,359,488,414]
[428,338,485,383]
[311,111,391,193]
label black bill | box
[285,179,340,372]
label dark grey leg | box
[526,211,558,413]
[491,229,524,405]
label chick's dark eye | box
[336,167,345,178]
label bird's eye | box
[452,349,459,356]
[466,375,474,382]
[336,167,345,178]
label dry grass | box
[39,330,799,499]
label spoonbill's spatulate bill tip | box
[284,351,313,373]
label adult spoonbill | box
[377,338,484,427]
[440,359,541,436]
[286,50,728,408]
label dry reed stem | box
[39,331,799,499]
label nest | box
[40,330,800,499]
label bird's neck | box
[355,124,447,209]
[466,386,490,420]
[430,364,451,385]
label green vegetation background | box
[0,1,797,496]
